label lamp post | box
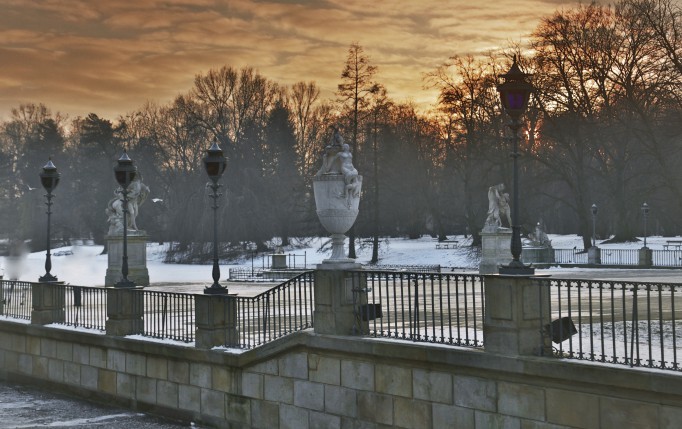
[113,151,137,288]
[497,55,535,275]
[591,204,598,248]
[641,202,650,248]
[39,158,60,283]
[203,141,227,294]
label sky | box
[0,0,582,121]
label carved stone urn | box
[313,128,362,264]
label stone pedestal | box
[639,247,653,266]
[31,283,65,325]
[105,287,143,336]
[480,227,512,274]
[314,264,368,336]
[588,246,601,265]
[195,294,239,348]
[484,275,550,356]
[105,232,149,287]
[521,246,555,265]
[271,253,287,269]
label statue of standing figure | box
[106,176,150,235]
[485,183,511,228]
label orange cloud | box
[0,0,582,120]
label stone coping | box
[1,319,680,407]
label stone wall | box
[1,320,681,428]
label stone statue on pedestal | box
[484,183,511,231]
[106,176,150,235]
[104,175,151,287]
[528,221,551,247]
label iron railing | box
[652,250,682,267]
[599,249,639,265]
[0,280,32,320]
[351,271,485,348]
[141,290,195,342]
[228,267,302,282]
[63,285,107,331]
[539,278,681,372]
[363,264,441,273]
[554,249,588,264]
[230,271,314,349]
[554,248,682,267]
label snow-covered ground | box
[0,234,677,286]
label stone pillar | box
[105,232,150,287]
[105,287,143,336]
[480,228,512,274]
[271,253,287,269]
[314,264,367,336]
[638,247,653,266]
[195,294,239,349]
[31,283,66,325]
[588,246,601,265]
[483,275,550,356]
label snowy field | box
[0,234,680,286]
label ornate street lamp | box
[113,150,137,288]
[203,141,227,294]
[39,158,60,283]
[591,204,598,248]
[497,55,535,275]
[641,202,650,248]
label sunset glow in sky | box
[0,0,581,120]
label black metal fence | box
[539,278,681,372]
[362,264,441,273]
[232,271,314,349]
[554,248,682,267]
[141,290,195,342]
[652,250,682,267]
[554,249,588,264]
[599,249,640,265]
[228,267,302,282]
[0,280,32,320]
[63,285,107,331]
[351,271,485,348]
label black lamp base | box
[498,261,535,276]
[115,279,137,288]
[204,284,228,295]
[39,274,59,283]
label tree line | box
[1,0,681,261]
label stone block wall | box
[1,320,681,428]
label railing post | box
[195,294,239,349]
[588,247,601,265]
[105,287,143,336]
[314,263,367,336]
[638,248,652,267]
[31,282,65,325]
[483,274,550,356]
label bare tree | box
[337,42,381,258]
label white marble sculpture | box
[313,126,362,264]
[106,176,150,235]
[528,221,551,247]
[485,183,511,229]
